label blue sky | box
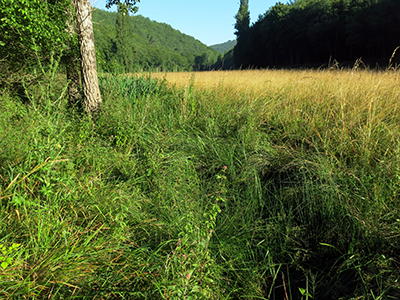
[91,0,280,46]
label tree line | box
[93,8,218,73]
[0,0,218,115]
[232,0,400,69]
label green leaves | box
[235,0,250,37]
[106,0,141,14]
[299,287,313,298]
[0,243,21,270]
[0,0,69,65]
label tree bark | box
[73,0,102,115]
[64,47,82,108]
[64,10,83,108]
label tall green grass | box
[0,74,399,299]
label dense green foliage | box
[106,0,141,13]
[210,40,236,54]
[233,0,250,68]
[0,0,69,86]
[233,0,400,68]
[234,0,250,37]
[0,2,219,79]
[0,0,69,58]
[114,4,133,72]
[93,9,218,72]
[1,74,399,298]
[212,49,235,70]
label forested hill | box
[93,9,218,72]
[233,0,400,69]
[210,40,237,54]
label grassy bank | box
[0,72,399,299]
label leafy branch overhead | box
[0,0,69,61]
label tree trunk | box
[65,11,83,109]
[64,47,83,108]
[73,0,102,115]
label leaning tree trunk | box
[73,0,102,115]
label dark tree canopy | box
[234,0,251,68]
[234,0,250,38]
[232,0,400,69]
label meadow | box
[0,70,399,299]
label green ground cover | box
[0,75,399,299]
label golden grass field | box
[149,70,400,101]
[147,70,400,124]
[145,70,400,164]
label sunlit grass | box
[148,69,400,99]
[1,71,399,299]
[148,69,400,166]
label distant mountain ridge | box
[210,40,237,54]
[93,9,218,72]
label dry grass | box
[147,70,400,126]
[151,69,399,119]
[144,70,400,169]
[148,69,400,100]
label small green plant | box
[299,287,313,300]
[0,243,21,269]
